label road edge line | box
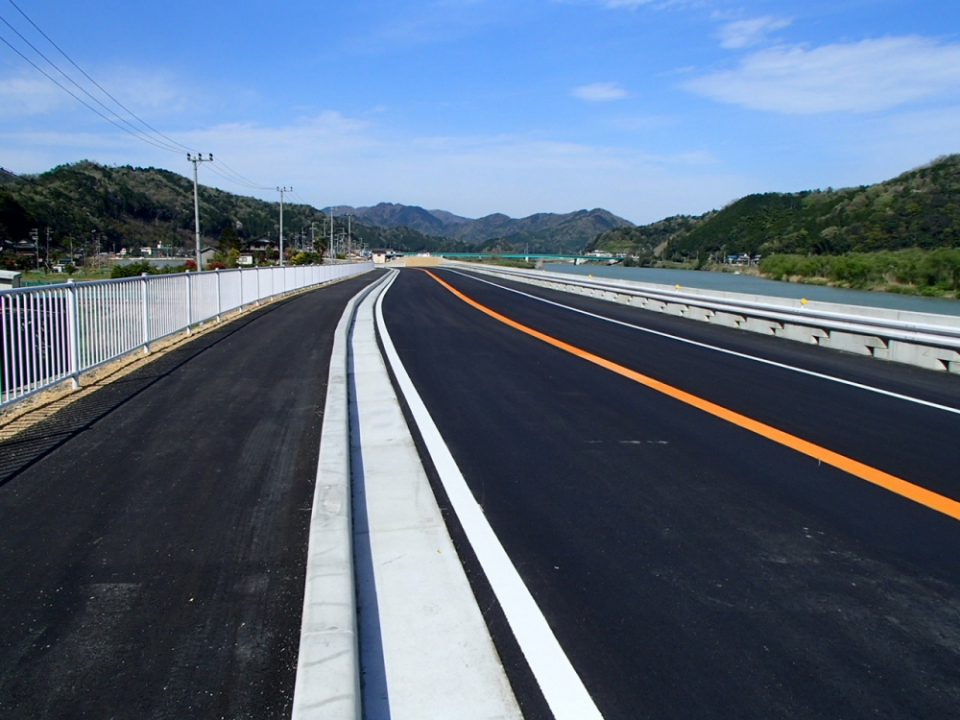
[373,273,604,720]
[291,271,389,720]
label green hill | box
[0,161,472,258]
[332,202,634,254]
[589,154,960,262]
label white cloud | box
[0,110,744,222]
[0,75,69,117]
[685,36,960,114]
[572,82,628,101]
[717,16,791,49]
[0,65,195,121]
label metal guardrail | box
[449,263,960,374]
[0,262,373,407]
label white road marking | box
[376,271,605,720]
[451,269,960,417]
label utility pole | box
[277,187,291,266]
[46,228,51,269]
[187,153,213,271]
[347,214,352,257]
[30,228,38,270]
[330,207,335,258]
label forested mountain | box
[0,161,328,254]
[329,202,634,253]
[584,215,708,263]
[589,155,960,261]
[0,162,626,257]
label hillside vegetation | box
[1,162,621,257]
[1,161,329,254]
[590,155,960,262]
[331,202,633,253]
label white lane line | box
[450,269,960,417]
[375,271,604,720]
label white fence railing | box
[0,262,373,408]
[448,262,960,374]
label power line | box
[5,0,195,154]
[207,162,274,192]
[212,157,272,190]
[0,15,184,154]
[0,32,182,154]
[0,2,285,200]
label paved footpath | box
[0,272,379,720]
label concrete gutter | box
[291,272,391,720]
[293,268,520,718]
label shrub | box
[111,260,156,278]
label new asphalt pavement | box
[379,267,960,720]
[0,272,380,719]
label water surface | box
[545,264,960,318]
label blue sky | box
[2,0,960,223]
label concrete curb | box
[291,271,389,720]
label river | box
[544,264,960,318]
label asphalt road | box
[0,271,380,720]
[381,267,960,720]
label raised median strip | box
[292,273,388,720]
[293,269,521,719]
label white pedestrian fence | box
[0,262,373,408]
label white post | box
[66,279,80,388]
[185,272,193,335]
[141,273,150,354]
[215,268,222,322]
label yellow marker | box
[422,269,960,523]
[588,274,593,279]
[675,284,681,290]
[801,298,807,306]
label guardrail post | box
[185,271,193,336]
[141,272,150,354]
[216,268,222,322]
[66,279,80,389]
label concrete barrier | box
[445,262,960,375]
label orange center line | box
[422,269,960,522]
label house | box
[372,248,392,265]
[0,270,22,289]
[243,238,278,263]
[199,246,218,267]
